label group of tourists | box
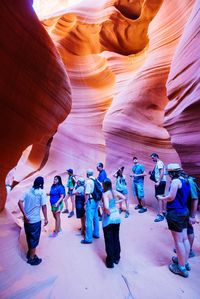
[18,154,199,277]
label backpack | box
[90,179,103,201]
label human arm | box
[18,200,29,223]
[132,171,147,178]
[42,205,48,226]
[157,179,180,202]
[155,163,164,186]
[114,190,126,203]
[102,193,110,215]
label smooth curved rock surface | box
[165,0,200,177]
[0,0,71,210]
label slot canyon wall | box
[0,0,200,212]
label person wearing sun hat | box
[157,163,191,278]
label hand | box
[157,195,163,200]
[44,219,48,226]
[189,216,196,225]
[155,181,160,187]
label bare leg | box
[157,198,163,215]
[81,216,85,235]
[188,233,194,250]
[71,195,75,212]
[29,248,36,259]
[64,195,69,210]
[55,212,61,233]
[171,230,190,266]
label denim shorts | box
[133,182,144,199]
[166,210,189,232]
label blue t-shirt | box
[97,169,107,183]
[132,164,145,183]
[50,184,66,205]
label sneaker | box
[49,232,58,238]
[125,211,129,218]
[168,263,189,278]
[68,211,74,218]
[114,258,120,265]
[93,235,100,239]
[27,255,42,266]
[189,250,196,258]
[172,256,191,271]
[154,214,164,222]
[62,209,69,214]
[119,208,123,214]
[81,239,92,244]
[135,204,142,210]
[138,207,147,213]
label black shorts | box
[24,221,41,249]
[155,181,166,197]
[166,210,189,232]
[75,196,85,218]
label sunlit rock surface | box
[165,1,200,177]
[1,1,200,297]
[0,0,71,210]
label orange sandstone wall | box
[165,1,200,177]
[0,0,71,211]
[1,0,199,211]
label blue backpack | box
[90,179,103,201]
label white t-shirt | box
[155,160,166,182]
[21,188,47,223]
[85,176,95,195]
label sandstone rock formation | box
[0,0,71,211]
[165,0,200,177]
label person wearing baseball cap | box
[63,169,76,217]
[157,163,191,278]
[150,153,167,222]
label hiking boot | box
[125,211,129,218]
[172,256,191,271]
[168,263,189,278]
[135,204,142,210]
[27,255,42,266]
[154,214,164,222]
[138,207,147,213]
[62,209,69,214]
[68,211,74,218]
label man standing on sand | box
[150,153,166,222]
[18,176,48,265]
[131,157,147,213]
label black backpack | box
[90,179,103,201]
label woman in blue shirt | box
[48,175,66,237]
[113,167,129,218]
